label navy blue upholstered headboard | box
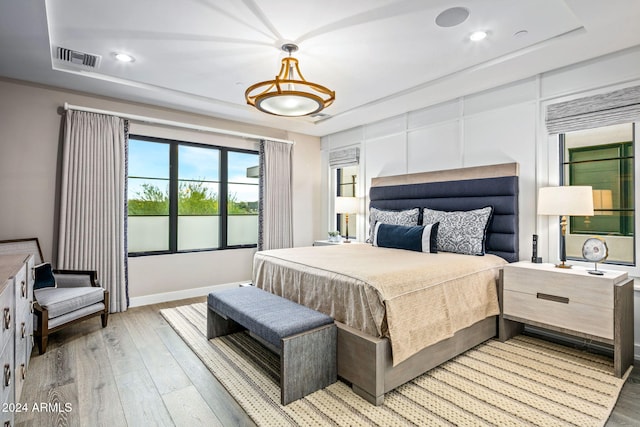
[369,163,519,263]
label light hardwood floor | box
[13,298,640,426]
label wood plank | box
[74,321,127,426]
[114,369,174,427]
[155,325,256,427]
[122,309,192,395]
[23,382,79,427]
[162,385,222,427]
[100,312,147,377]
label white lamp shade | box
[335,196,358,214]
[537,186,594,216]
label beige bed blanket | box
[253,244,505,365]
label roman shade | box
[546,85,640,134]
[329,147,360,168]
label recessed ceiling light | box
[470,31,488,41]
[435,7,469,28]
[114,52,135,63]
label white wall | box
[321,46,640,359]
[0,78,322,306]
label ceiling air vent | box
[55,46,101,68]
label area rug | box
[160,303,629,427]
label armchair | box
[0,238,109,354]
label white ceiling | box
[1,0,640,137]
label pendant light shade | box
[245,44,335,117]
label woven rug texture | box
[160,302,628,427]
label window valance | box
[546,85,640,134]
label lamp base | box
[555,262,572,269]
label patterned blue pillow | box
[422,206,493,255]
[368,207,420,243]
[373,222,439,253]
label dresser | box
[498,261,634,378]
[0,255,34,427]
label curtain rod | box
[63,103,295,145]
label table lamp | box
[537,186,594,268]
[335,196,358,243]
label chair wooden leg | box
[33,303,49,354]
[101,290,110,328]
[36,334,48,355]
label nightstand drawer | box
[503,266,613,308]
[503,289,614,340]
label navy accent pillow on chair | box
[34,262,56,290]
[373,222,439,253]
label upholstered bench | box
[207,286,337,405]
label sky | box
[128,139,259,203]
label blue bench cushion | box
[207,286,334,349]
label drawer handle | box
[537,293,569,304]
[4,421,10,427]
[20,322,26,339]
[4,364,10,387]
[3,308,10,330]
[21,281,26,298]
[20,363,26,380]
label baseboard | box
[129,281,251,307]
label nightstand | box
[498,261,634,378]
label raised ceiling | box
[1,0,640,136]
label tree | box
[129,181,257,216]
[178,181,218,215]
[128,183,168,215]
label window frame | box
[127,135,259,256]
[558,124,636,267]
[335,167,358,239]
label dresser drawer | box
[503,289,614,340]
[14,327,26,404]
[0,280,13,356]
[0,338,13,411]
[503,266,613,308]
[13,262,30,318]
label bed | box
[253,162,519,404]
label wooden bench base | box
[207,305,337,405]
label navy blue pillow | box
[34,263,56,290]
[373,222,439,253]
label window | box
[127,136,259,255]
[561,123,635,265]
[336,166,358,238]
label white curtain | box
[58,110,128,312]
[258,140,293,251]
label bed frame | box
[337,162,519,405]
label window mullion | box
[220,149,228,249]
[169,143,179,252]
